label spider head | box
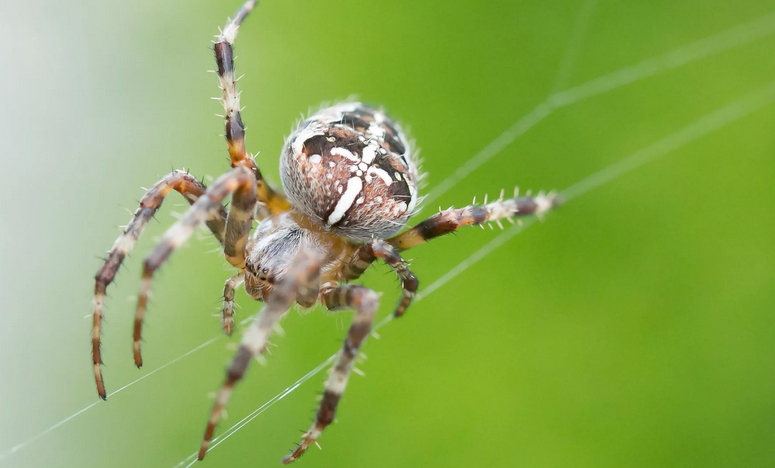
[280,102,420,242]
[243,219,303,301]
[243,215,324,305]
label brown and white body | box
[90,0,561,464]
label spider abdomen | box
[280,103,419,242]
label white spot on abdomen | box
[331,147,359,162]
[368,167,393,186]
[327,177,363,225]
[361,144,377,164]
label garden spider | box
[91,0,560,463]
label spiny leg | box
[92,170,227,400]
[223,166,258,269]
[133,167,256,368]
[283,284,379,464]
[222,271,245,335]
[370,240,418,317]
[388,189,563,251]
[342,242,375,281]
[215,175,260,334]
[199,251,321,461]
[214,0,289,214]
[344,240,418,317]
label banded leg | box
[371,240,418,317]
[222,272,245,335]
[133,167,256,368]
[388,189,562,251]
[199,251,321,461]
[214,0,289,214]
[344,240,418,317]
[283,284,379,464]
[92,170,227,399]
[223,166,258,269]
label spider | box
[91,0,561,463]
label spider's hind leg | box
[92,170,227,400]
[388,189,562,251]
[283,284,380,464]
[198,250,322,461]
[344,239,418,317]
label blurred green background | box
[1,0,774,467]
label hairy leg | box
[223,168,257,269]
[389,189,562,250]
[221,271,245,335]
[92,170,227,399]
[344,240,418,317]
[133,167,255,368]
[214,0,289,214]
[283,284,379,463]
[199,251,321,460]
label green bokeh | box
[1,1,774,467]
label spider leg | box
[198,250,321,461]
[341,242,375,281]
[283,284,379,464]
[388,190,563,251]
[223,167,257,269]
[344,240,418,317]
[92,170,227,400]
[221,271,245,335]
[133,167,256,368]
[214,0,289,215]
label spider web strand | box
[550,0,599,95]
[424,9,775,208]
[180,78,775,465]
[2,12,774,463]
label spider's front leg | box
[283,284,380,464]
[221,272,245,335]
[388,189,563,250]
[199,251,321,460]
[133,166,257,368]
[213,0,289,215]
[92,170,227,399]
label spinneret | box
[90,0,560,464]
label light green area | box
[1,1,774,467]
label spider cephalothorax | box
[91,0,560,464]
